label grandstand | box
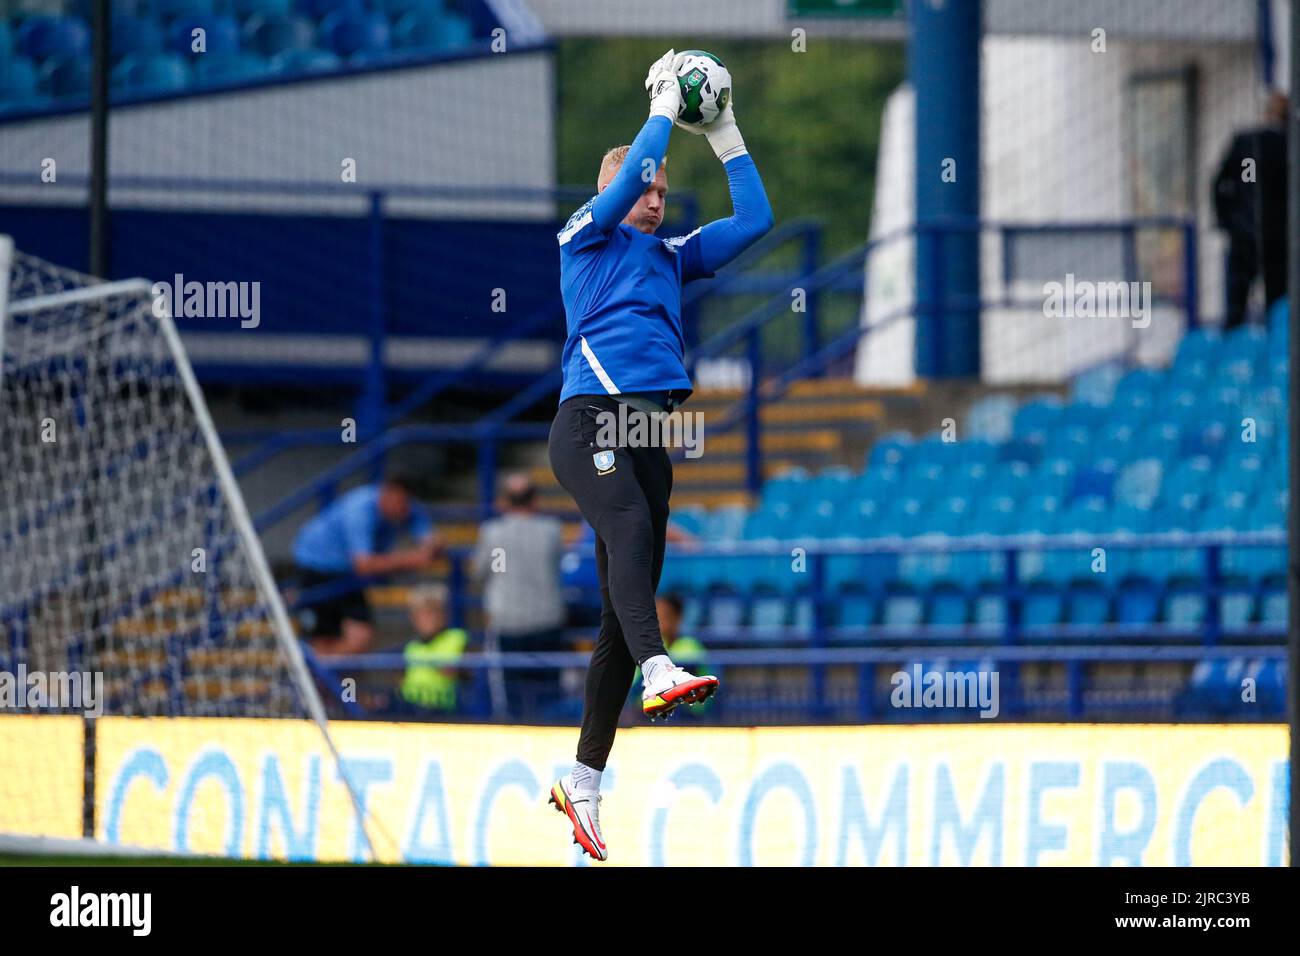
[0,0,1295,867]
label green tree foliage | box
[556,38,904,257]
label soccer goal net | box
[0,237,375,861]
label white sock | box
[642,654,674,686]
[571,761,602,792]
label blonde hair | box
[408,582,449,611]
[598,145,667,188]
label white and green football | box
[674,50,732,129]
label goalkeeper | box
[547,49,773,861]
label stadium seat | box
[111,51,189,94]
[392,9,474,51]
[927,586,968,629]
[1012,395,1063,444]
[38,54,91,98]
[269,47,341,74]
[1065,585,1109,626]
[232,0,294,17]
[0,57,39,102]
[318,9,391,57]
[191,52,269,85]
[965,394,1016,442]
[111,15,165,59]
[867,431,912,470]
[242,12,316,57]
[17,15,91,61]
[1070,362,1123,407]
[294,0,366,19]
[1113,457,1162,509]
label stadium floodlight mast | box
[1289,0,1299,870]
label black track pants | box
[548,394,672,771]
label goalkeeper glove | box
[645,48,684,122]
[674,98,747,163]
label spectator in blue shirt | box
[292,472,441,655]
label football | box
[675,50,732,129]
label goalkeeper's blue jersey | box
[555,114,773,405]
[556,201,713,404]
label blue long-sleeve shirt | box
[557,115,774,404]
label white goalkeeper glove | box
[674,98,747,163]
[645,48,684,122]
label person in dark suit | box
[1213,93,1290,329]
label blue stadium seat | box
[318,9,391,57]
[191,52,269,85]
[0,57,39,103]
[111,51,189,94]
[1171,329,1219,383]
[294,0,366,19]
[150,0,219,21]
[1112,367,1161,414]
[393,9,474,51]
[112,14,165,59]
[232,0,294,17]
[748,589,789,636]
[1012,395,1063,444]
[1021,585,1063,635]
[989,460,1035,500]
[704,505,750,543]
[39,55,91,99]
[1070,362,1123,407]
[1065,585,1109,626]
[169,14,241,56]
[242,12,316,57]
[1220,588,1255,631]
[1134,421,1181,464]
[867,431,912,471]
[269,47,341,74]
[17,15,91,61]
[927,586,968,628]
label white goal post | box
[0,240,377,861]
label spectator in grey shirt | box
[472,473,567,716]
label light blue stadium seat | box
[989,460,1035,500]
[881,592,924,631]
[703,505,748,543]
[1112,367,1161,414]
[1260,590,1287,627]
[1163,588,1205,629]
[972,591,1006,632]
[831,587,877,635]
[242,12,316,57]
[1214,452,1263,498]
[1135,421,1181,464]
[867,431,913,471]
[1220,588,1255,630]
[705,591,745,630]
[748,590,788,635]
[966,394,1017,442]
[1216,327,1269,386]
[1113,457,1162,509]
[269,46,340,73]
[111,51,189,93]
[1030,458,1074,501]
[1012,395,1063,444]
[1171,329,1220,384]
[1070,361,1123,407]
[318,9,391,57]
